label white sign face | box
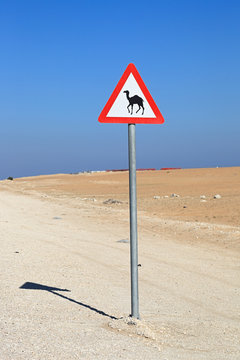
[106,73,156,118]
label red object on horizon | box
[161,168,181,170]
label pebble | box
[200,195,206,199]
[117,239,129,243]
[153,196,160,200]
[171,193,180,198]
[214,194,222,199]
[103,199,122,204]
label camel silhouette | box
[123,90,144,115]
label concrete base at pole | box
[128,123,140,319]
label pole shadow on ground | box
[20,282,118,320]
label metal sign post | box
[128,123,139,319]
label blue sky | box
[0,0,239,178]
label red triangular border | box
[98,63,164,124]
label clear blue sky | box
[0,0,239,178]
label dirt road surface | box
[1,167,240,359]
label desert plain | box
[0,167,240,359]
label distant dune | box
[3,166,240,227]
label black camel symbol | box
[123,90,144,115]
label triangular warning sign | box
[98,63,164,124]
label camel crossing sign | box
[98,63,165,319]
[98,63,164,124]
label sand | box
[0,167,239,359]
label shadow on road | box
[20,282,118,320]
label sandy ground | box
[0,167,240,359]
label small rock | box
[171,193,180,198]
[214,194,221,199]
[164,195,169,198]
[103,199,122,205]
[53,217,62,220]
[153,196,160,200]
[127,319,137,326]
[117,239,129,243]
[183,206,187,208]
[200,195,206,199]
[200,200,207,203]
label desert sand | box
[0,167,240,359]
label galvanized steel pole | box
[128,123,140,319]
